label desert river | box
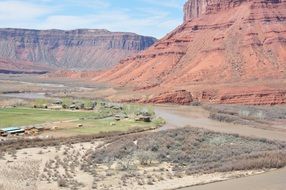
[0,92,47,99]
[154,105,286,190]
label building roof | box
[8,129,25,134]
[0,127,22,132]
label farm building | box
[135,115,151,122]
[54,99,63,105]
[0,127,25,136]
[69,104,76,109]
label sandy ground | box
[0,142,99,190]
[0,139,268,190]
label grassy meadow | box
[0,108,98,128]
[0,106,163,136]
[65,118,159,135]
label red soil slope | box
[94,0,286,105]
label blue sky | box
[0,0,186,38]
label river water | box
[0,92,48,99]
[155,105,286,141]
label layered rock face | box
[95,0,286,105]
[0,29,156,70]
[184,0,247,21]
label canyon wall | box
[94,0,286,105]
[183,0,248,21]
[0,29,156,70]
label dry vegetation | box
[205,104,286,128]
[1,127,286,190]
[86,128,286,174]
[1,77,286,189]
[54,128,286,189]
[0,126,157,153]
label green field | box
[0,108,163,135]
[0,108,100,128]
[65,118,158,135]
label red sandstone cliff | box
[0,29,156,71]
[94,0,286,105]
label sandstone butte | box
[93,0,286,105]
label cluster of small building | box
[135,110,152,122]
[114,110,152,122]
[0,126,45,137]
[32,98,128,112]
[102,102,123,110]
[66,101,97,110]
[33,99,98,111]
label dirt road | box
[155,105,286,190]
[180,167,286,190]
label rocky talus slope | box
[94,0,286,105]
[0,29,156,70]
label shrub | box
[137,150,157,166]
[81,127,286,177]
[57,178,68,187]
[117,157,137,171]
[209,112,238,123]
[191,101,201,106]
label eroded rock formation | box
[184,0,248,21]
[94,0,286,105]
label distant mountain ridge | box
[0,28,157,70]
